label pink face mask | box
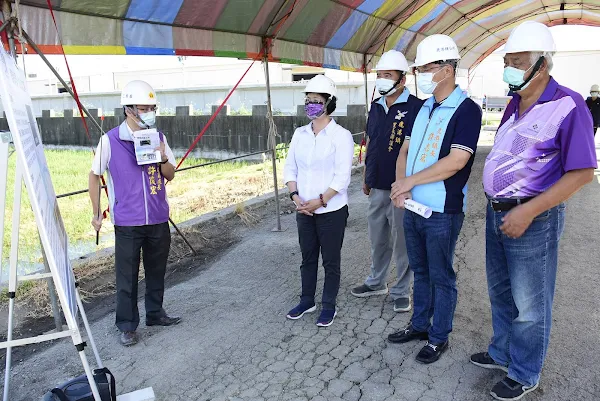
[305,102,325,120]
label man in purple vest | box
[88,80,181,347]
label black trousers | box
[114,223,171,332]
[296,206,348,310]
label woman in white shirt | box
[283,75,355,327]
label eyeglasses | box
[133,105,158,113]
[416,65,443,74]
[305,98,325,105]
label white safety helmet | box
[303,75,337,98]
[120,80,157,106]
[412,34,461,67]
[501,21,556,54]
[374,50,409,72]
[591,84,599,92]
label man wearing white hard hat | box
[351,50,423,314]
[88,80,181,347]
[586,84,599,136]
[283,75,354,327]
[470,21,596,401]
[388,35,482,364]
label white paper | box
[0,48,78,318]
[133,129,162,165]
[405,199,433,218]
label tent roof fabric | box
[12,0,600,71]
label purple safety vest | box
[107,126,170,226]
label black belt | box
[487,196,533,212]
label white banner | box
[0,49,77,319]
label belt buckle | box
[489,199,501,211]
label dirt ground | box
[0,196,295,372]
[1,145,600,401]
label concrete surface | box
[3,145,600,401]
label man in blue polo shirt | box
[352,50,423,313]
[387,35,482,364]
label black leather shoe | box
[120,331,138,347]
[146,315,182,327]
[416,341,449,364]
[388,323,429,344]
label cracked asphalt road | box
[3,146,600,401]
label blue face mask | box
[503,58,543,92]
[503,67,531,91]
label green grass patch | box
[2,148,284,264]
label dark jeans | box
[114,223,171,332]
[296,206,349,310]
[486,203,565,387]
[404,211,464,344]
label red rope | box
[176,0,299,170]
[175,57,259,170]
[46,0,109,217]
[46,0,92,142]
[358,135,366,164]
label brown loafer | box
[146,315,182,327]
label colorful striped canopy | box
[11,0,600,71]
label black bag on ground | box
[41,367,116,401]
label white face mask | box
[417,72,439,95]
[376,78,397,96]
[138,111,156,128]
[592,92,599,98]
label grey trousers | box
[364,188,412,300]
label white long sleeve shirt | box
[283,119,355,214]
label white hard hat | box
[591,84,599,92]
[501,21,556,54]
[120,80,157,106]
[303,75,337,98]
[374,50,409,72]
[412,34,461,67]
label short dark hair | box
[435,59,459,75]
[316,93,337,115]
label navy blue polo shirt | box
[365,88,424,190]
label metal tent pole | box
[414,70,418,97]
[263,47,283,232]
[363,55,369,121]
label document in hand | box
[133,129,162,165]
[404,199,433,218]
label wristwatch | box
[289,191,299,201]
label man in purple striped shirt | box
[470,21,597,401]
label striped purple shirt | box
[483,78,597,198]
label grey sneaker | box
[351,284,388,298]
[393,297,411,312]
